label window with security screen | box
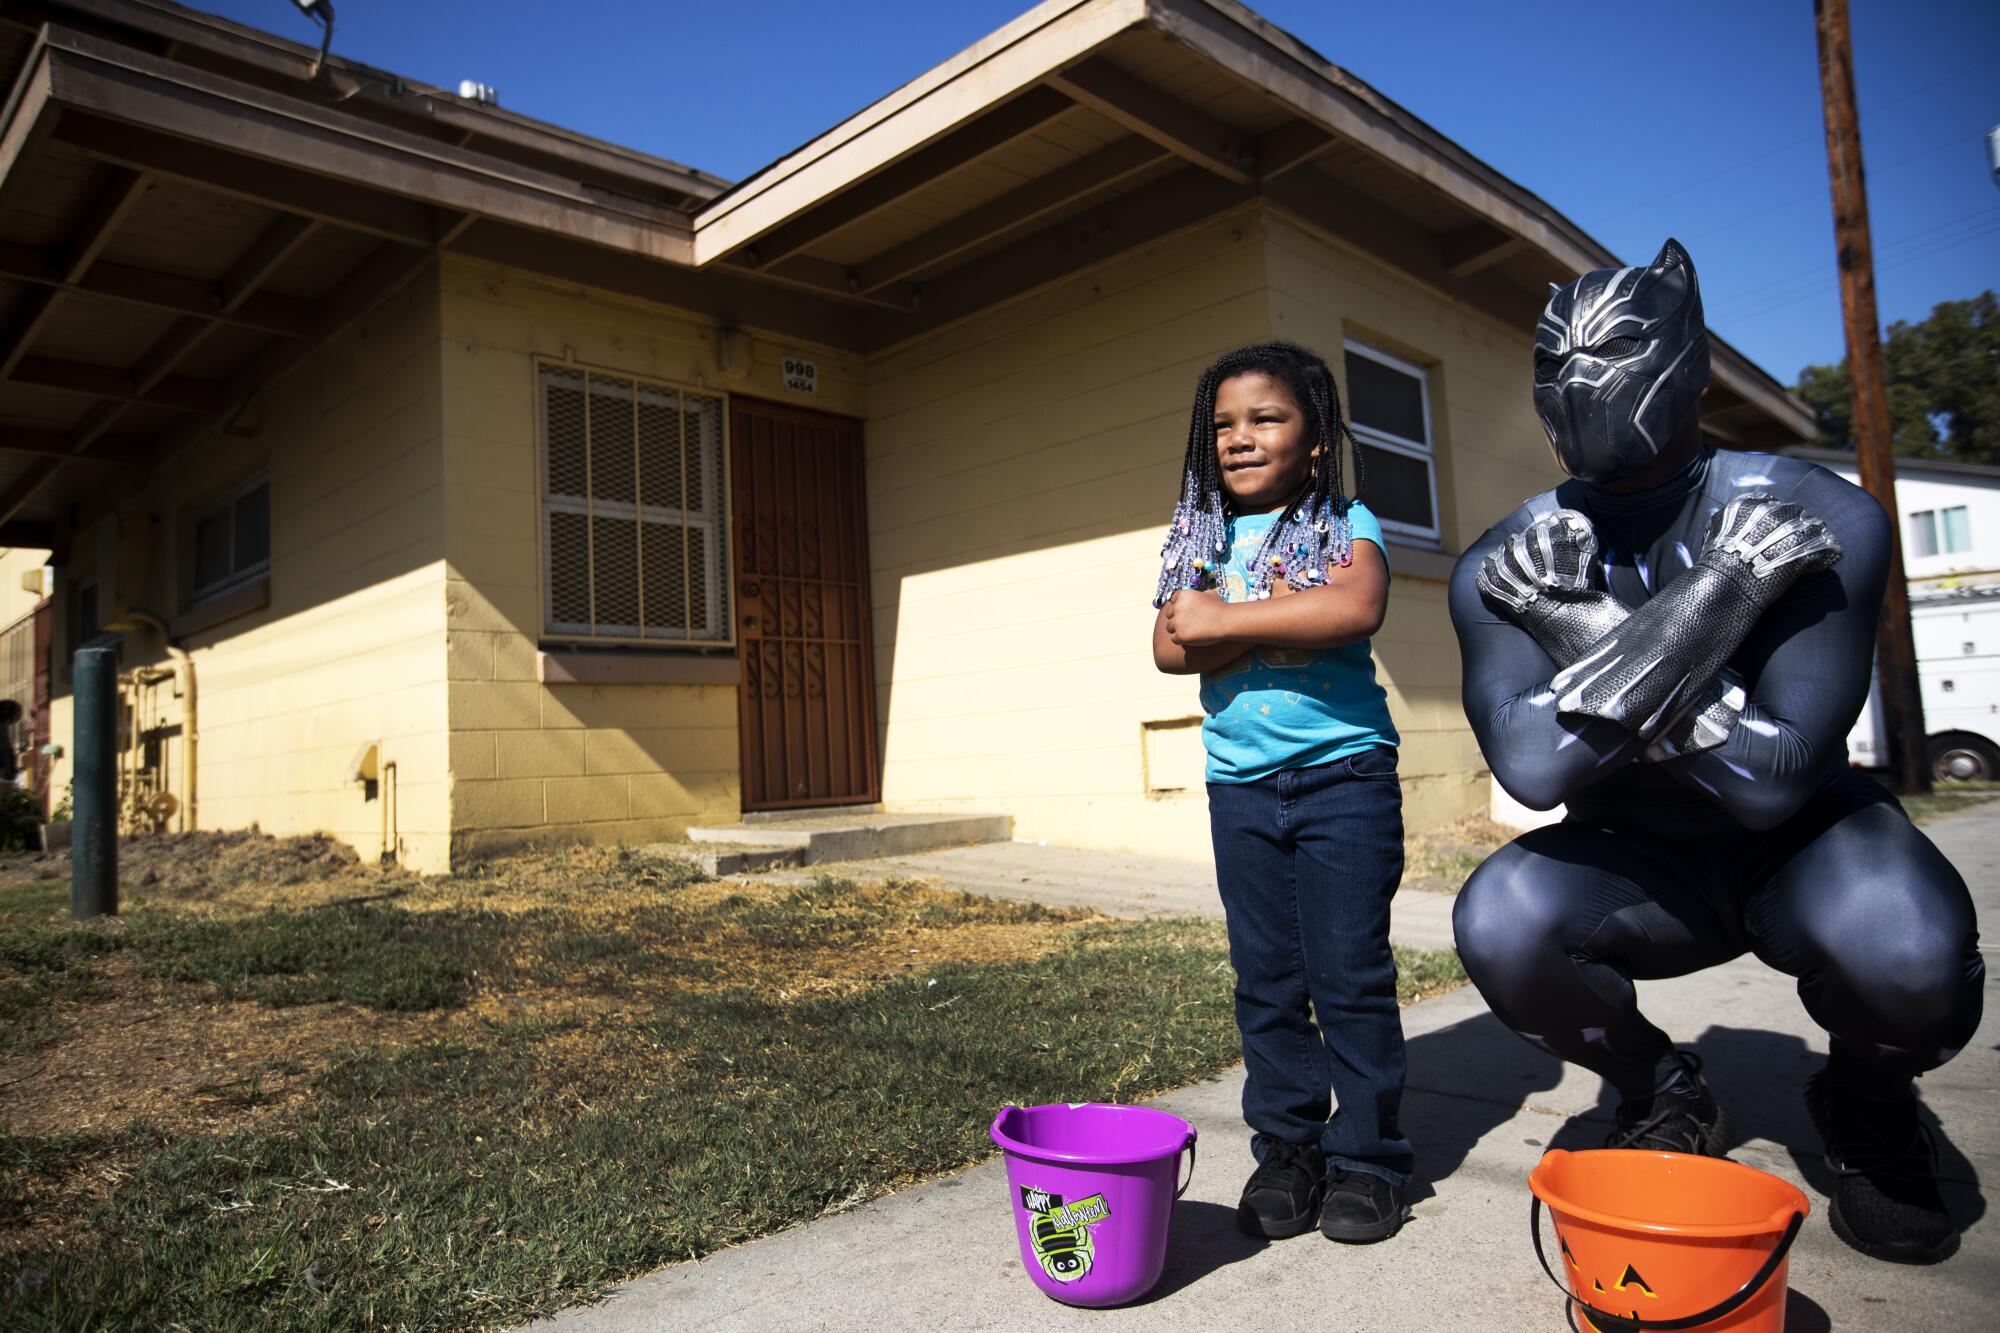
[538,364,730,644]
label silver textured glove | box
[1550,493,1841,740]
[1479,509,1748,758]
[1476,509,1627,659]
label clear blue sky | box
[196,0,1997,387]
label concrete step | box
[685,844,806,877]
[683,812,1013,866]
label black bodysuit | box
[1449,448,1984,1098]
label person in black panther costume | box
[1449,238,1984,1264]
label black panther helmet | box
[1533,238,1710,485]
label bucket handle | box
[1530,1196,1803,1332]
[1176,1133,1198,1200]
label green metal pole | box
[71,646,117,920]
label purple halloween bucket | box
[988,1103,1197,1308]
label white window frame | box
[1908,510,1939,559]
[1342,339,1442,545]
[534,360,734,649]
[189,472,271,605]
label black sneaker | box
[1805,1067,1960,1264]
[1236,1141,1323,1238]
[1604,1051,1732,1156]
[1318,1167,1405,1243]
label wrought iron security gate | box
[729,398,879,810]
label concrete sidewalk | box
[532,806,1998,1331]
[738,839,1463,952]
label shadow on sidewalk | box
[1539,1023,1987,1232]
[1401,1010,1567,1204]
[1129,1201,1268,1304]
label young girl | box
[1151,341,1410,1243]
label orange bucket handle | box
[1530,1196,1804,1332]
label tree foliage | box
[1793,291,2000,465]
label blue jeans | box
[1207,745,1412,1185]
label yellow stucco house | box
[0,0,1813,872]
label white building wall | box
[1798,452,2000,588]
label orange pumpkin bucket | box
[1527,1150,1808,1332]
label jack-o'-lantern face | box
[1560,1232,1659,1332]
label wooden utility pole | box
[1815,0,1930,793]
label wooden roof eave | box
[693,0,1812,443]
[24,25,696,264]
[690,0,1150,263]
[1,0,728,207]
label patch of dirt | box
[747,918,1089,995]
[1405,813,1518,893]
[0,955,452,1139]
[30,824,398,908]
[0,837,1095,1147]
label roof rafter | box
[54,113,442,245]
[0,429,146,465]
[0,243,317,338]
[853,135,1169,294]
[40,29,691,257]
[738,85,1073,270]
[881,165,1250,342]
[0,223,464,528]
[0,164,147,377]
[718,254,916,311]
[217,214,319,312]
[61,212,331,458]
[10,356,223,412]
[1255,118,1338,180]
[1044,57,1253,185]
[1442,222,1526,278]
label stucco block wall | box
[437,256,864,858]
[863,205,1563,856]
[46,270,452,869]
[864,208,1272,857]
[0,548,48,626]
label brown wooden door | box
[730,397,879,810]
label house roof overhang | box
[0,0,735,543]
[691,0,1814,445]
[0,0,1816,551]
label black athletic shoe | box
[1318,1167,1405,1243]
[1235,1141,1323,1239]
[1604,1051,1732,1156]
[1805,1067,1960,1264]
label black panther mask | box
[1533,238,1710,485]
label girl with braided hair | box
[1150,341,1411,1244]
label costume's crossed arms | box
[1476,495,1842,761]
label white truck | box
[1848,586,2000,782]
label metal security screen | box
[731,397,879,810]
[539,364,729,643]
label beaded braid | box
[1152,341,1368,608]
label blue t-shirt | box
[1198,501,1399,783]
